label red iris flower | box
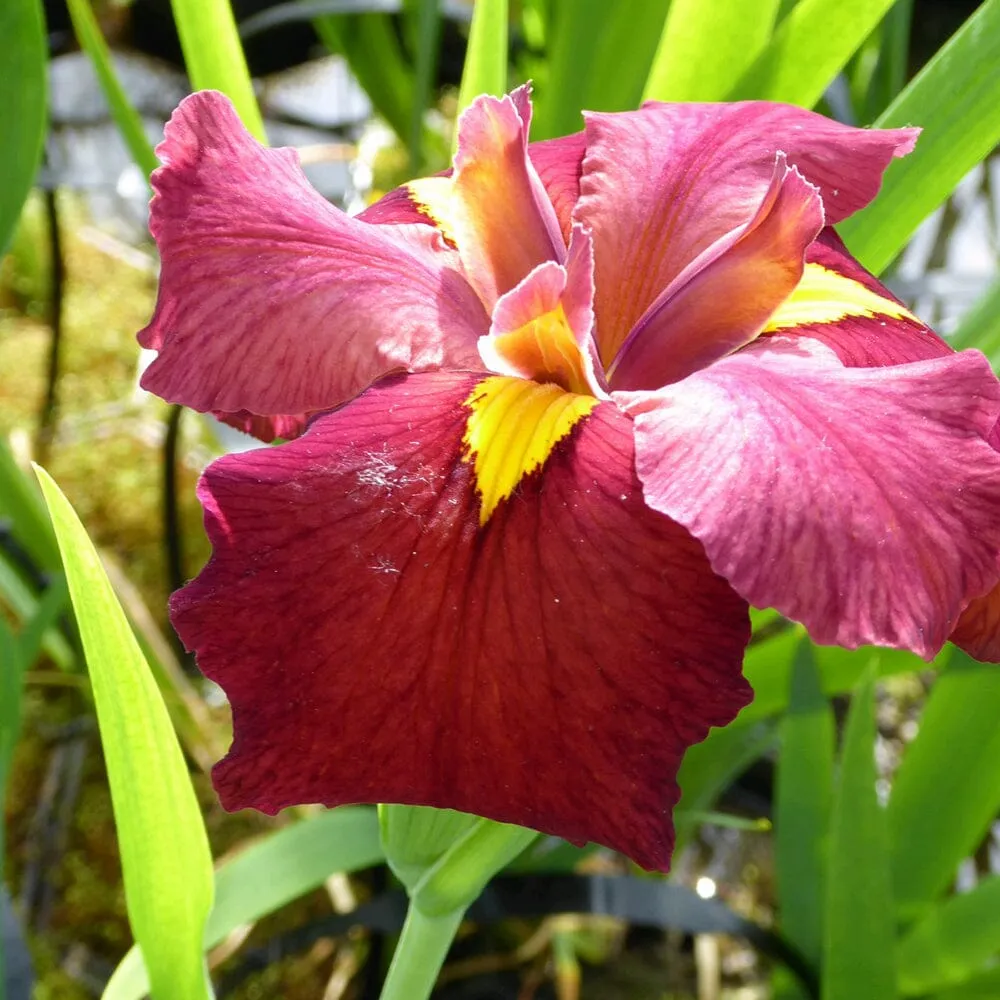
[140,87,1000,871]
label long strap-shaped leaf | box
[35,469,214,1000]
[823,669,895,1000]
[839,0,1000,274]
[0,0,46,257]
[170,0,266,141]
[727,0,900,107]
[456,0,508,119]
[644,0,780,102]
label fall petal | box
[576,101,917,360]
[609,157,824,390]
[139,91,487,417]
[619,339,1000,659]
[173,371,751,871]
[761,229,951,366]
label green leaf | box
[728,0,899,107]
[314,13,416,149]
[456,0,508,118]
[888,649,1000,919]
[34,467,214,1000]
[170,0,266,141]
[775,640,833,970]
[643,0,780,102]
[897,875,1000,995]
[822,669,895,1000]
[928,967,1000,1000]
[839,0,1000,274]
[104,807,384,1000]
[0,0,46,256]
[65,0,159,178]
[533,0,669,139]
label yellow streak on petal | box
[462,376,599,525]
[406,176,457,244]
[764,262,916,331]
[490,303,593,395]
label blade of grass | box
[170,0,266,141]
[64,0,159,179]
[533,0,669,139]
[35,468,214,1000]
[897,874,1000,995]
[456,0,508,119]
[643,0,780,102]
[887,649,1000,920]
[775,640,833,973]
[822,669,895,1000]
[727,0,900,107]
[839,0,1000,274]
[0,0,46,257]
[104,807,384,1000]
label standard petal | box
[575,101,917,359]
[479,224,606,396]
[139,91,487,417]
[619,339,1000,659]
[761,230,951,367]
[215,409,310,443]
[608,157,824,389]
[450,86,567,310]
[173,371,751,871]
[528,131,587,244]
[952,584,1000,663]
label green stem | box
[379,903,465,1000]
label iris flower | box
[140,87,1000,871]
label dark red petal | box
[215,410,310,443]
[174,372,751,871]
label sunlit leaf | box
[888,649,1000,919]
[644,0,779,102]
[104,807,384,1000]
[0,0,46,256]
[839,0,1000,274]
[776,640,833,969]
[456,0,508,119]
[170,0,266,141]
[823,669,895,1000]
[35,468,214,1000]
[728,0,899,107]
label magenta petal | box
[575,101,917,360]
[619,339,1000,659]
[139,91,487,416]
[528,131,587,244]
[174,371,751,871]
[609,157,824,389]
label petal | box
[173,371,751,871]
[575,102,917,360]
[618,339,1000,659]
[215,409,310,443]
[761,230,951,367]
[608,157,824,389]
[952,584,1000,663]
[450,85,567,310]
[528,131,587,244]
[478,224,607,397]
[139,91,487,417]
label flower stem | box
[379,902,465,1000]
